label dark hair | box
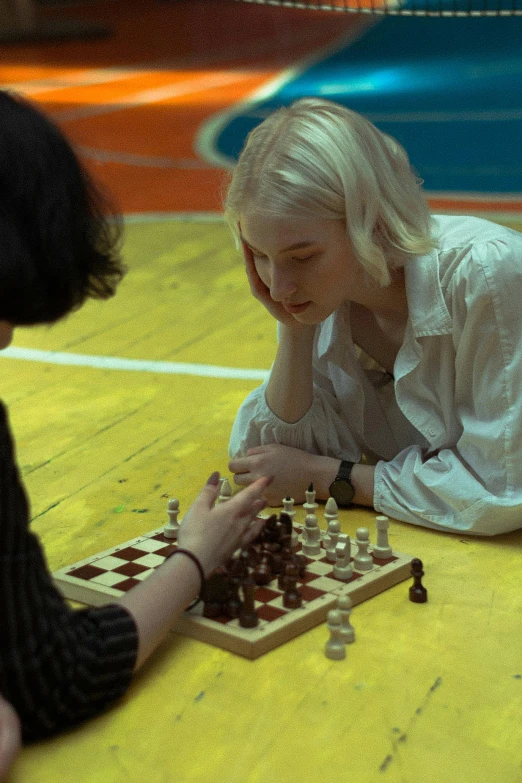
[0,90,125,325]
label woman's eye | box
[293,254,314,262]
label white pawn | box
[164,498,181,540]
[337,595,355,643]
[354,527,373,571]
[333,538,353,580]
[303,484,318,516]
[324,609,346,660]
[282,496,299,548]
[218,477,232,503]
[325,519,341,563]
[302,513,322,556]
[373,515,393,559]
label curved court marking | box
[1,347,269,381]
[196,24,372,168]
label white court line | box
[1,346,269,381]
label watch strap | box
[335,460,355,482]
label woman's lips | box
[283,301,311,314]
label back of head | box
[0,90,124,325]
[224,97,434,286]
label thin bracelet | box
[172,548,206,610]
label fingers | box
[189,471,222,514]
[246,446,267,456]
[239,516,266,548]
[228,456,250,474]
[228,457,254,487]
[232,473,252,487]
[228,476,272,515]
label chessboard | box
[52,491,413,659]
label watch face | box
[329,478,355,506]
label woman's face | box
[0,321,14,350]
[239,213,364,325]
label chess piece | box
[282,496,296,523]
[353,527,373,571]
[282,563,302,609]
[324,609,346,660]
[324,515,341,563]
[293,553,307,578]
[202,570,230,618]
[253,552,272,586]
[373,515,393,560]
[337,595,355,643]
[409,558,428,603]
[218,477,232,503]
[226,577,243,619]
[239,576,259,627]
[282,498,299,549]
[301,513,322,556]
[265,542,284,575]
[324,496,338,523]
[163,498,181,540]
[303,483,319,516]
[333,538,353,581]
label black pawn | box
[409,558,428,603]
[282,563,302,609]
[239,577,259,628]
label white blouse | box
[229,215,522,536]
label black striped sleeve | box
[0,403,139,741]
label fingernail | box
[206,471,220,486]
[265,475,275,486]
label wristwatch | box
[328,460,356,507]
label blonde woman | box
[226,97,522,536]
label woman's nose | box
[269,267,298,302]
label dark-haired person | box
[225,97,522,537]
[0,90,271,759]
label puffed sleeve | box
[229,314,363,461]
[228,375,362,460]
[374,238,522,535]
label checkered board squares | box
[53,525,413,659]
[53,530,178,602]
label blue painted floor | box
[214,16,522,194]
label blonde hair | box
[223,98,435,286]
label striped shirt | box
[0,403,138,741]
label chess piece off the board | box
[409,558,428,603]
[325,610,346,660]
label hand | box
[229,444,321,506]
[241,241,306,329]
[177,473,272,575]
[0,696,21,780]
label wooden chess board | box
[52,518,413,659]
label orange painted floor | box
[0,0,369,213]
[1,0,520,215]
